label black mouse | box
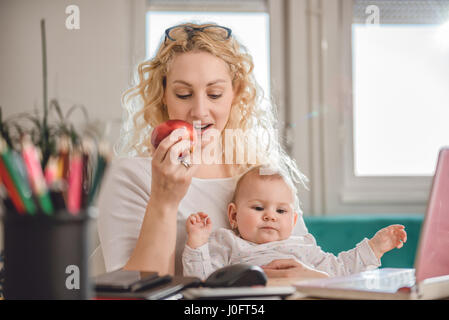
[204,264,267,288]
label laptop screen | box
[414,147,449,282]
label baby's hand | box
[186,212,212,249]
[368,224,407,260]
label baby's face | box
[228,173,298,244]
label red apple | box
[151,120,196,152]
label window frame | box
[146,0,267,12]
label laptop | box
[295,147,449,300]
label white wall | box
[0,0,141,146]
[0,0,145,252]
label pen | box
[87,140,110,206]
[58,135,70,181]
[44,155,59,186]
[0,138,36,215]
[81,138,94,209]
[48,178,67,212]
[21,135,54,215]
[49,190,66,212]
[67,149,83,215]
[0,156,26,214]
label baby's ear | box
[293,211,298,226]
[227,202,237,227]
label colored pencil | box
[87,140,110,206]
[21,135,54,215]
[67,150,83,215]
[0,138,37,215]
[0,157,26,214]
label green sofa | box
[303,215,424,269]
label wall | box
[0,0,144,251]
[0,0,139,146]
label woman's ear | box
[227,202,238,228]
[161,78,168,106]
[231,81,241,105]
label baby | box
[182,164,407,280]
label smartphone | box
[94,276,200,300]
[94,270,166,292]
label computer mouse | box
[204,264,267,288]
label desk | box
[267,277,314,300]
[268,276,449,300]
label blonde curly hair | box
[115,22,308,204]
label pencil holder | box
[2,199,93,300]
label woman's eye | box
[176,94,191,99]
[209,94,222,99]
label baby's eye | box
[277,209,287,214]
[252,206,264,211]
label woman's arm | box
[262,259,329,279]
[98,128,197,275]
[123,196,178,275]
[121,128,198,275]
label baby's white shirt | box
[182,228,381,280]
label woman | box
[98,23,316,278]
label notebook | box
[294,147,449,300]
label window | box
[352,1,449,177]
[287,0,449,214]
[339,0,449,210]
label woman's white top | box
[97,157,310,275]
[182,228,381,280]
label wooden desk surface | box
[266,277,315,300]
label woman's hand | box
[261,259,329,279]
[150,127,198,208]
[368,224,407,260]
